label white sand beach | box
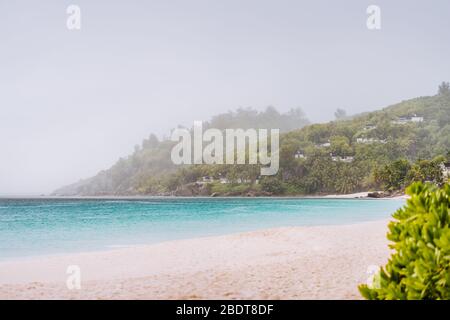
[323,191,410,199]
[0,220,391,300]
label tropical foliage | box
[373,157,446,191]
[359,182,450,300]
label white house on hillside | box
[318,141,331,148]
[330,154,354,163]
[392,114,424,125]
[363,125,377,131]
[411,115,424,122]
[356,137,387,144]
[294,151,307,159]
[440,162,450,179]
[219,177,229,184]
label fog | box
[1,0,449,194]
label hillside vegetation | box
[53,107,309,195]
[54,84,450,196]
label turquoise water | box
[0,198,405,260]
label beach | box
[0,219,391,300]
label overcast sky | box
[1,0,449,194]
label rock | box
[368,191,391,198]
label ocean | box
[0,197,405,260]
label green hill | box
[53,85,450,196]
[53,107,309,196]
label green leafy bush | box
[359,182,450,299]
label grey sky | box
[1,0,449,194]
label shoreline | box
[0,217,388,264]
[0,191,408,200]
[0,219,392,299]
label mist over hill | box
[54,84,450,196]
[53,107,309,196]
